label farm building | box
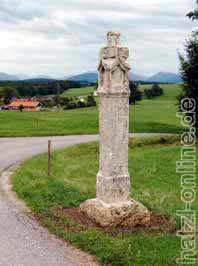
[9,100,41,111]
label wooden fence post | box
[48,140,51,176]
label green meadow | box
[61,86,95,97]
[13,136,198,266]
[0,84,184,137]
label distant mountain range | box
[66,72,98,83]
[66,71,182,83]
[129,73,148,81]
[146,72,182,83]
[0,73,55,81]
[0,72,19,81]
[0,71,182,83]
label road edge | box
[0,167,100,266]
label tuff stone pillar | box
[80,32,150,227]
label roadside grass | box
[61,86,95,97]
[0,84,183,137]
[13,136,198,266]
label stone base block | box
[80,198,150,227]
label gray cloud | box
[0,0,195,77]
[0,0,46,23]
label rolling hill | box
[66,72,147,82]
[147,72,182,83]
[66,72,98,82]
[0,72,19,81]
[66,71,182,83]
[0,71,182,83]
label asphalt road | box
[0,135,99,266]
[0,133,170,266]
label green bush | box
[63,94,96,110]
[129,81,142,104]
[63,101,77,110]
[144,84,164,99]
[77,100,86,108]
[87,94,96,107]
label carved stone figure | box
[98,32,130,95]
[107,31,120,47]
[80,32,150,227]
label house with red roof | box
[9,100,41,111]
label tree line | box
[0,80,85,104]
[179,0,198,131]
[129,82,164,105]
[40,94,96,110]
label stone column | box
[96,31,131,203]
[80,32,150,227]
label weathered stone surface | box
[80,31,150,227]
[96,96,130,203]
[97,32,130,96]
[96,32,131,203]
[80,198,150,227]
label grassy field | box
[13,137,198,266]
[61,86,95,97]
[0,84,184,137]
[133,84,183,133]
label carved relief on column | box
[97,32,131,96]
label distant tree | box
[151,84,164,96]
[179,0,198,130]
[19,104,24,112]
[3,87,18,104]
[13,80,81,98]
[187,0,198,20]
[62,97,70,105]
[144,84,164,99]
[56,82,61,95]
[52,95,62,107]
[144,88,153,99]
[64,101,77,110]
[87,94,96,107]
[77,100,86,108]
[40,99,54,108]
[129,81,142,104]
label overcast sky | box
[0,0,196,78]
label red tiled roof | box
[9,101,40,108]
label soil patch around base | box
[54,206,176,236]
